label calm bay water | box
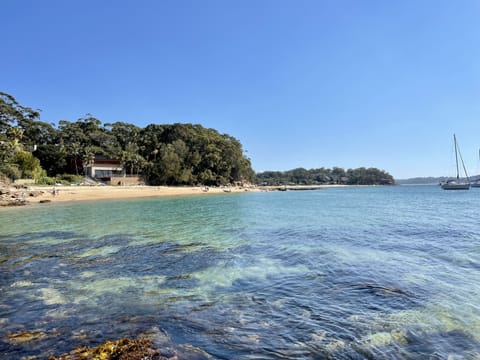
[1,185,480,359]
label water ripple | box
[2,187,480,358]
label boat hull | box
[441,183,470,190]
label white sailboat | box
[441,134,470,190]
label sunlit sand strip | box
[25,185,256,204]
[5,184,348,207]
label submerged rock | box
[48,334,212,360]
[7,330,48,343]
[49,338,159,360]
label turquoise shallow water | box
[1,186,480,359]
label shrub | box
[36,176,56,185]
[0,164,21,181]
[56,174,84,183]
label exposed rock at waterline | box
[0,199,27,206]
[0,182,45,206]
[48,338,159,360]
[48,328,212,360]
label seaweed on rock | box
[48,336,212,360]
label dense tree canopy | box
[0,91,394,186]
[0,92,40,135]
[0,93,45,181]
[0,92,254,185]
[256,167,394,186]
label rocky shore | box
[47,337,212,360]
[6,327,211,360]
[0,182,45,207]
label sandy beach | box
[1,184,349,207]
[23,185,255,204]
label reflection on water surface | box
[1,187,480,358]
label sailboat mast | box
[454,134,460,180]
[441,134,470,189]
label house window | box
[95,170,113,178]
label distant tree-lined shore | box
[1,92,394,186]
[256,167,394,186]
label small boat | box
[441,134,470,190]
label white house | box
[85,156,124,180]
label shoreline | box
[1,184,350,208]
[17,185,256,205]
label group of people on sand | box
[52,187,60,196]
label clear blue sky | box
[2,0,480,179]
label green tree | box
[0,92,46,181]
[105,122,140,152]
[58,120,87,174]
[18,119,57,147]
[12,150,42,179]
[0,92,40,137]
[82,146,96,176]
[17,118,65,175]
[1,91,256,185]
[256,167,394,186]
[331,167,346,184]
